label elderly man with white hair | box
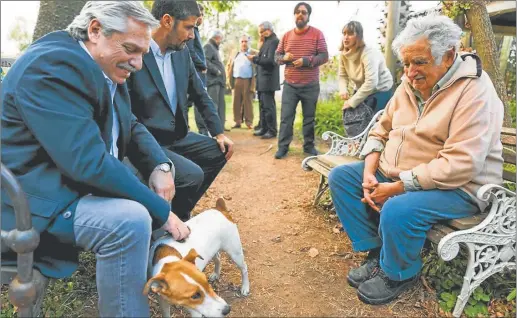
[328,14,504,305]
[204,29,228,130]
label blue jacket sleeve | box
[15,56,170,227]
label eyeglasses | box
[294,10,308,15]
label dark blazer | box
[186,26,207,72]
[127,46,223,143]
[1,31,171,278]
[253,33,280,92]
[204,39,226,87]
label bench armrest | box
[1,163,41,317]
[324,109,385,157]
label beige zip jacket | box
[368,54,504,210]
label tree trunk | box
[464,0,511,126]
[32,0,87,42]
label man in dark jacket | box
[127,0,234,222]
[204,29,228,130]
[186,3,209,136]
[248,21,280,139]
[1,2,189,316]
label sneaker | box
[347,250,379,288]
[357,268,418,305]
[274,148,288,159]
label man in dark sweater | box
[274,2,328,159]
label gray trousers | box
[207,84,226,129]
[278,82,320,151]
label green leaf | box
[507,288,516,301]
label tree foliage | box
[8,16,33,53]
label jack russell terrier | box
[144,198,250,317]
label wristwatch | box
[155,163,171,173]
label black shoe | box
[261,132,276,139]
[274,148,288,159]
[232,124,241,129]
[347,249,380,288]
[303,148,320,156]
[357,268,418,305]
[254,125,261,130]
[254,129,266,136]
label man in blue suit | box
[1,2,189,316]
[127,0,235,222]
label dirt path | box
[169,129,432,317]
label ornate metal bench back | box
[1,163,40,317]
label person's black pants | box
[161,132,226,221]
[259,91,277,135]
[278,82,319,151]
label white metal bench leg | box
[438,184,516,317]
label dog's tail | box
[215,197,235,223]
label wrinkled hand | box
[342,102,352,110]
[162,212,190,240]
[246,54,255,62]
[361,173,379,211]
[215,134,235,161]
[364,182,405,212]
[283,52,294,62]
[149,169,175,203]
[340,93,349,100]
[292,58,304,68]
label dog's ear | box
[215,197,228,212]
[183,248,204,264]
[143,275,168,295]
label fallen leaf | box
[308,248,319,258]
[332,224,343,234]
[271,235,282,243]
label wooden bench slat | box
[503,169,516,183]
[307,158,333,177]
[503,151,516,165]
[318,155,359,169]
[444,213,487,230]
[501,127,516,137]
[427,224,456,244]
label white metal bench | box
[302,110,516,317]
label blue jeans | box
[74,195,153,317]
[328,161,478,281]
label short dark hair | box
[294,2,312,16]
[151,0,200,21]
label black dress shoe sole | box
[261,134,276,139]
[357,277,417,305]
[274,152,288,159]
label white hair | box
[259,21,274,32]
[392,14,462,65]
[210,29,224,40]
[66,1,159,41]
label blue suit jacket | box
[127,47,223,143]
[1,31,171,278]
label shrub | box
[314,95,345,138]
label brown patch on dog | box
[143,259,218,309]
[153,244,182,265]
[215,197,234,223]
[183,248,204,264]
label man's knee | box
[379,197,413,231]
[328,162,363,190]
[118,200,153,239]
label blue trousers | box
[328,161,478,281]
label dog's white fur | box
[148,205,250,317]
